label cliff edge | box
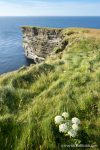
[22,27,100,64]
[0,28,100,149]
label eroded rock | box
[22,27,62,63]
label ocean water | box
[0,16,100,74]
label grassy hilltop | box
[0,28,100,150]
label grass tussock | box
[0,28,100,150]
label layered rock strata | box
[22,27,62,63]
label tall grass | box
[0,29,100,150]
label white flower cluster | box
[54,112,81,138]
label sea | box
[0,16,100,74]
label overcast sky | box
[0,0,100,16]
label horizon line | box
[0,16,100,17]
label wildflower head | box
[72,124,79,131]
[68,129,77,137]
[72,117,80,125]
[54,115,63,125]
[62,112,69,119]
[59,123,68,133]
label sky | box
[0,0,100,16]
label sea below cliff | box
[0,16,100,74]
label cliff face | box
[22,27,62,63]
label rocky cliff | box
[22,27,62,63]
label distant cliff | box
[22,27,62,63]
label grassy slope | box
[0,28,100,150]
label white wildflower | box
[72,124,79,131]
[54,116,63,125]
[68,129,77,137]
[72,117,80,125]
[62,112,69,119]
[59,123,68,133]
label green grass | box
[0,28,100,150]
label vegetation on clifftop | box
[0,28,100,150]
